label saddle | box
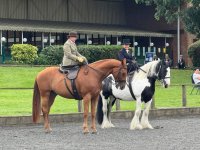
[59,65,80,80]
[59,64,82,100]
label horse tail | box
[32,80,41,123]
[96,95,104,125]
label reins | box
[85,64,127,83]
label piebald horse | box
[32,59,127,134]
[97,60,170,130]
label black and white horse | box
[96,60,170,130]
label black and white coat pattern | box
[97,60,170,130]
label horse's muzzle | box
[116,80,126,90]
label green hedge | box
[188,40,200,67]
[35,45,63,65]
[11,44,38,64]
[36,45,122,65]
[78,45,121,63]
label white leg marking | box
[141,100,153,129]
[130,99,142,130]
[107,96,116,128]
[101,95,111,128]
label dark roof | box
[0,19,174,37]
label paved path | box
[0,116,200,150]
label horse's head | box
[112,59,127,90]
[156,60,171,88]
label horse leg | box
[130,98,142,130]
[41,91,52,133]
[107,96,116,128]
[91,96,98,134]
[101,94,111,128]
[83,95,91,134]
[141,99,153,129]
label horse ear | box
[121,58,126,66]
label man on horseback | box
[118,39,138,73]
[62,31,87,67]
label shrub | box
[188,40,200,67]
[78,45,121,63]
[11,44,38,64]
[36,45,122,65]
[35,45,63,65]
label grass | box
[0,67,199,116]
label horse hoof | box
[83,131,89,135]
[44,128,52,133]
[130,124,143,130]
[110,123,115,128]
[83,129,90,134]
[141,123,154,129]
[91,131,98,135]
[91,129,98,134]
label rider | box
[62,31,87,67]
[118,39,138,73]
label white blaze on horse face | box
[164,67,170,86]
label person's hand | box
[83,57,87,62]
[77,57,84,63]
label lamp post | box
[50,39,55,45]
[23,38,27,43]
[134,42,138,57]
[43,38,48,48]
[87,40,92,45]
[106,41,111,45]
[1,37,6,64]
[150,42,154,47]
[117,41,121,45]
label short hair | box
[194,68,199,71]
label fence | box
[0,84,199,114]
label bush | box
[188,40,200,67]
[11,44,38,64]
[36,45,122,65]
[78,45,121,63]
[35,45,63,65]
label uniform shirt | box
[193,73,200,84]
[118,48,134,63]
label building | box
[0,0,195,66]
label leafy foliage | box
[36,45,122,65]
[135,0,188,23]
[78,45,121,63]
[11,44,38,64]
[36,45,63,65]
[135,0,200,37]
[183,5,200,38]
[188,40,200,67]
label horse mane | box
[134,60,161,79]
[89,59,120,66]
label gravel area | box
[1,116,200,150]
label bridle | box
[114,65,127,82]
[156,62,170,85]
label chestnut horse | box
[32,59,127,134]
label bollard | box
[182,85,187,107]
[151,95,155,109]
[116,99,120,111]
[78,100,83,112]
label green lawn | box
[0,67,199,116]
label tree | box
[135,0,200,38]
[182,3,200,38]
